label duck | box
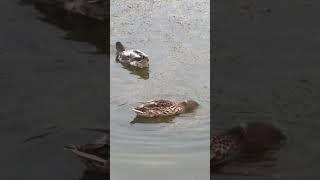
[132,99,199,117]
[65,135,109,174]
[211,122,286,171]
[211,126,246,169]
[115,42,149,68]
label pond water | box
[0,1,106,179]
[213,0,320,179]
[110,0,210,179]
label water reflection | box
[16,1,108,179]
[19,0,106,53]
[111,0,209,179]
[120,64,149,80]
[130,116,175,124]
[79,171,107,180]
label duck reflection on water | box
[130,115,176,124]
[121,64,149,80]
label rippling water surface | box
[0,1,105,179]
[110,0,210,179]
[214,0,320,179]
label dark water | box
[214,0,320,179]
[110,0,210,179]
[0,1,106,179]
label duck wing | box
[124,50,145,62]
[211,131,243,166]
[133,50,148,58]
[137,100,175,109]
[132,100,177,117]
[120,49,146,61]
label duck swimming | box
[65,135,108,174]
[115,42,149,68]
[132,99,199,117]
[211,126,246,169]
[211,122,286,172]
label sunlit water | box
[214,0,320,179]
[110,0,210,179]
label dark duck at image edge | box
[211,122,286,173]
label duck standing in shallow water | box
[115,42,149,68]
[65,135,109,174]
[132,99,199,117]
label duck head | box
[180,100,199,112]
[116,41,125,52]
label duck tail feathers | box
[132,108,144,114]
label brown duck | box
[211,122,286,171]
[132,99,199,117]
[211,126,246,168]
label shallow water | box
[0,1,106,179]
[214,0,320,179]
[110,0,210,179]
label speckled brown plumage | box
[132,99,199,117]
[211,126,246,168]
[211,122,286,171]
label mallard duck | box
[65,135,108,174]
[211,126,246,169]
[132,99,199,117]
[211,122,286,171]
[115,42,149,68]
